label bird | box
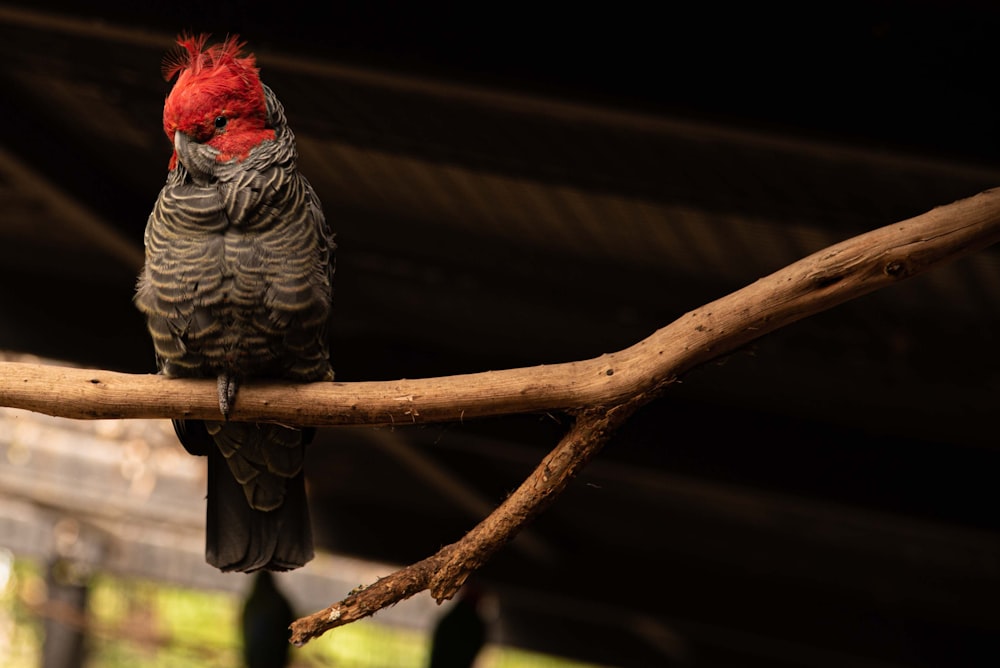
[427,584,488,668]
[241,571,296,668]
[135,34,335,572]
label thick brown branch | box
[2,188,999,647]
[280,187,1000,644]
[288,399,642,645]
[3,187,1000,427]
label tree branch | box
[3,187,1000,645]
[288,399,643,645]
[4,188,1000,427]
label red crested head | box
[162,34,275,169]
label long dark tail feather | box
[174,419,315,572]
[173,418,214,456]
[206,447,314,572]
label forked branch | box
[2,187,1000,643]
[289,400,641,644]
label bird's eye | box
[214,116,227,130]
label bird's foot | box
[217,374,240,419]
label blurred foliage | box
[0,553,604,667]
[0,551,42,668]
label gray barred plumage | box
[136,37,334,572]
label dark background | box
[1,1,1000,666]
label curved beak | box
[173,130,190,157]
[171,130,215,183]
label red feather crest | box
[161,33,257,82]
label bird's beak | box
[172,130,215,183]
[174,130,190,156]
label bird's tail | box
[174,420,315,572]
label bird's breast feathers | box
[137,169,330,378]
